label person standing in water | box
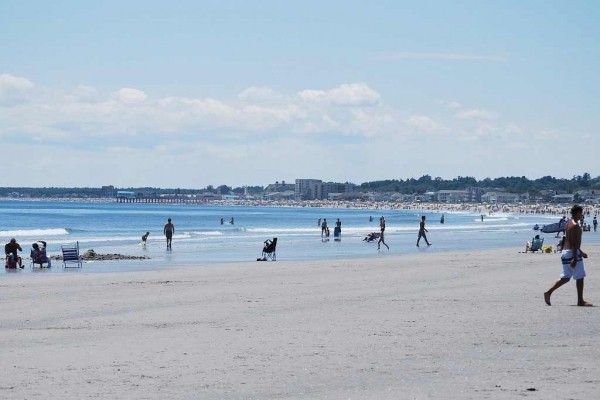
[141,232,150,246]
[164,218,175,249]
[417,216,431,247]
[378,216,389,250]
[321,219,328,237]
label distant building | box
[116,191,136,199]
[295,179,322,200]
[101,185,116,197]
[197,192,222,200]
[265,181,295,194]
[575,190,599,204]
[481,192,520,203]
[366,192,393,201]
[295,179,356,200]
[419,192,435,202]
[552,193,575,204]
[435,190,469,203]
[265,190,296,200]
[468,187,485,202]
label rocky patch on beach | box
[51,249,149,261]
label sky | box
[1,0,599,188]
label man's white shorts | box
[560,249,586,280]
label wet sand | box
[1,244,599,399]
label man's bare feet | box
[577,301,593,307]
[544,292,551,306]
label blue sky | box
[1,0,599,188]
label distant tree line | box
[359,173,600,195]
[1,173,598,198]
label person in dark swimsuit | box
[164,219,175,249]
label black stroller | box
[258,238,277,261]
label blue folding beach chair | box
[61,241,82,268]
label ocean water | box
[1,200,598,274]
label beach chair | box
[526,237,544,253]
[30,242,51,268]
[61,241,82,268]
[260,238,277,261]
[30,256,50,269]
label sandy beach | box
[1,245,599,399]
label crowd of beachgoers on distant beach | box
[199,199,600,217]
[3,196,599,215]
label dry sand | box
[1,244,599,399]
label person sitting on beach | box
[363,232,380,242]
[262,239,274,254]
[525,234,543,252]
[583,223,591,232]
[31,241,51,268]
[5,238,23,268]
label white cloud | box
[505,123,523,135]
[0,79,393,147]
[238,86,283,103]
[536,130,560,141]
[328,83,381,106]
[434,99,462,109]
[455,108,499,120]
[65,85,99,103]
[298,83,380,107]
[475,122,498,137]
[113,87,148,103]
[406,115,445,133]
[1,74,582,187]
[0,73,34,106]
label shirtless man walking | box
[164,218,175,249]
[416,216,431,247]
[544,205,592,306]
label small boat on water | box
[533,224,540,231]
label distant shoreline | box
[0,196,597,216]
